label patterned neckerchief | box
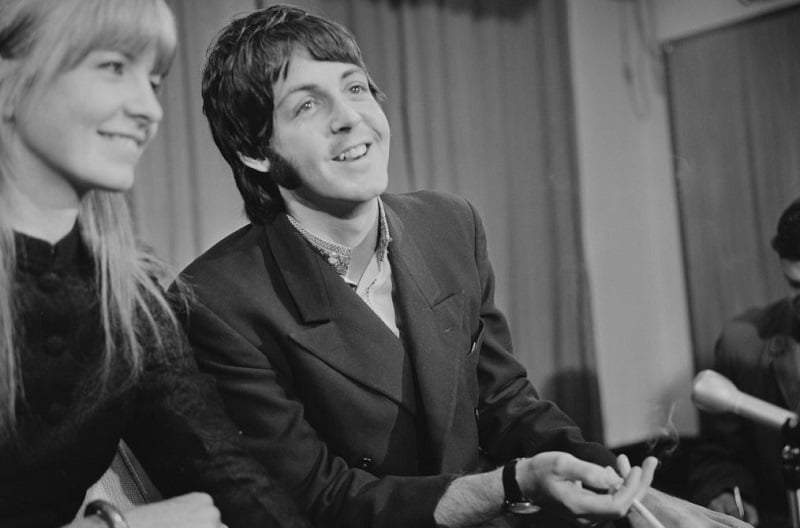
[287,198,392,277]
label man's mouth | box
[334,143,369,161]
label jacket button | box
[38,272,61,293]
[43,335,66,357]
[354,457,373,470]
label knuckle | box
[552,454,569,472]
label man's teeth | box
[335,144,368,161]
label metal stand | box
[781,420,800,528]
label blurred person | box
[184,4,750,528]
[690,197,800,528]
[0,1,310,527]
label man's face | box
[781,259,800,297]
[268,49,390,215]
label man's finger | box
[617,454,632,477]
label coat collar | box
[265,213,405,403]
[264,202,463,467]
[383,202,461,467]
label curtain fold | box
[133,0,604,441]
[666,6,800,371]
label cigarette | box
[733,486,745,519]
[631,498,667,528]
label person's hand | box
[515,451,657,523]
[635,488,754,528]
[708,492,759,526]
[124,493,227,528]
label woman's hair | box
[201,4,384,223]
[0,0,178,441]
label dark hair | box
[201,4,383,223]
[772,198,800,260]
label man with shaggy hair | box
[181,5,749,528]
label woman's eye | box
[150,76,163,93]
[100,61,125,75]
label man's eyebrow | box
[277,66,367,108]
[341,66,365,80]
[276,83,319,108]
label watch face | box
[505,501,541,515]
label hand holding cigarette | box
[616,454,666,528]
[513,451,657,524]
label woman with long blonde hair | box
[0,1,308,527]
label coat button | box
[38,272,61,293]
[43,335,66,357]
[354,457,373,470]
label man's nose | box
[329,97,362,132]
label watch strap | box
[501,458,541,514]
[84,499,130,528]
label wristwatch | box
[501,458,541,514]
[84,499,130,528]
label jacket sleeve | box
[121,309,310,528]
[462,198,616,468]
[185,297,455,528]
[688,330,758,507]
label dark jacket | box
[182,190,615,528]
[689,297,800,526]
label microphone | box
[691,369,797,430]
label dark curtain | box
[665,6,800,370]
[137,0,604,440]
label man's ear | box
[239,153,271,173]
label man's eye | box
[349,83,367,95]
[296,100,315,115]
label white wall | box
[567,0,800,447]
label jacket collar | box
[264,202,462,467]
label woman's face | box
[9,45,164,204]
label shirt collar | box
[287,197,392,277]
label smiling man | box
[181,5,749,528]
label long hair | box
[0,0,178,441]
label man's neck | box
[284,196,380,249]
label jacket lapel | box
[384,204,462,469]
[264,215,406,405]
